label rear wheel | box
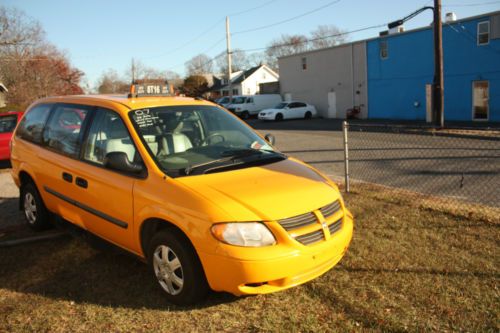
[305,111,312,119]
[275,113,283,121]
[22,182,51,231]
[148,230,208,305]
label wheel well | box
[140,218,195,259]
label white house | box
[209,64,279,97]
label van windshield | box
[129,105,285,177]
[231,97,246,104]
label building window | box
[477,21,490,45]
[380,40,388,59]
[301,57,307,70]
[232,89,238,95]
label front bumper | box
[258,114,275,120]
[199,214,353,296]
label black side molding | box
[44,186,128,229]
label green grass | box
[0,186,498,332]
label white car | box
[258,101,317,121]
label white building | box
[210,64,279,97]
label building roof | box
[278,10,500,60]
[208,64,278,92]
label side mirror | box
[264,134,275,145]
[104,152,143,174]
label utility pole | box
[226,16,232,98]
[131,58,136,83]
[388,2,445,128]
[433,0,444,128]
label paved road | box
[250,119,500,208]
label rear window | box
[0,115,17,133]
[16,104,52,144]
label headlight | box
[211,222,276,247]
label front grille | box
[278,212,317,231]
[295,229,324,245]
[328,218,342,235]
[320,200,341,219]
[277,200,343,246]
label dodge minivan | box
[10,83,353,305]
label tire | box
[275,113,283,121]
[22,182,51,231]
[241,111,250,120]
[305,111,312,119]
[148,229,208,305]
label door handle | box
[75,177,88,189]
[62,172,73,183]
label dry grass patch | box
[0,188,498,332]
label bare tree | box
[97,69,128,94]
[265,34,308,72]
[310,25,348,50]
[185,53,213,76]
[215,49,250,73]
[0,6,43,49]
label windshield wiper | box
[184,148,284,176]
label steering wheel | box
[201,133,225,146]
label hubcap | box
[24,192,37,224]
[153,245,184,295]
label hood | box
[176,158,339,222]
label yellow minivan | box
[10,83,353,305]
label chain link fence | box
[343,122,500,218]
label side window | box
[16,104,52,144]
[288,103,298,108]
[43,105,90,158]
[478,21,490,45]
[380,40,388,59]
[296,102,307,107]
[247,97,253,103]
[0,115,17,133]
[83,109,138,165]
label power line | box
[233,0,343,35]
[143,0,279,60]
[443,0,500,7]
[238,23,386,53]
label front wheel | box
[148,230,208,305]
[275,113,283,121]
[22,182,51,231]
[304,111,312,119]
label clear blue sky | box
[3,0,499,89]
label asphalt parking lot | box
[249,118,500,208]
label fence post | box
[342,120,350,193]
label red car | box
[0,111,23,160]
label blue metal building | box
[367,11,500,122]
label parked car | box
[0,111,23,160]
[259,101,317,121]
[215,96,232,108]
[226,94,282,119]
[10,83,353,305]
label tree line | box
[0,6,84,110]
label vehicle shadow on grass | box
[0,235,239,311]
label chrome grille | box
[278,212,316,231]
[328,218,343,235]
[320,200,341,219]
[295,229,324,245]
